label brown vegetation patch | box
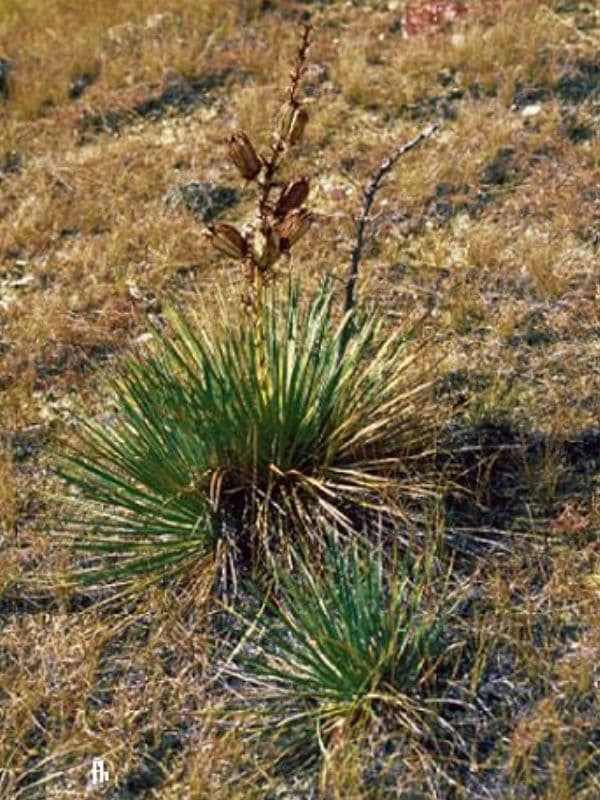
[1,0,599,797]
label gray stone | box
[164,181,239,222]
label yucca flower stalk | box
[204,22,315,396]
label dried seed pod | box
[278,104,296,140]
[205,223,247,260]
[288,106,309,146]
[252,225,281,271]
[278,208,314,250]
[228,131,262,180]
[274,176,310,219]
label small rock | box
[145,12,171,29]
[127,283,145,303]
[0,150,22,180]
[69,72,95,100]
[147,312,166,330]
[127,283,161,312]
[521,103,541,118]
[164,181,238,222]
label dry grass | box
[1,0,599,797]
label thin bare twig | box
[344,123,439,315]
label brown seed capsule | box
[252,225,281,271]
[205,223,247,260]
[288,106,309,146]
[278,208,314,250]
[228,130,262,180]
[277,104,295,141]
[274,176,310,219]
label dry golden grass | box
[1,0,599,797]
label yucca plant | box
[223,541,454,770]
[50,21,439,600]
[52,278,436,596]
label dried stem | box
[258,22,312,221]
[204,21,315,400]
[251,22,312,395]
[344,123,439,316]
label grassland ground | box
[0,0,599,797]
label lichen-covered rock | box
[163,181,239,222]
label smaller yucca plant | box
[225,542,452,768]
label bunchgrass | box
[51,278,436,596]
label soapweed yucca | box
[53,279,435,594]
[225,541,451,769]
[51,22,439,599]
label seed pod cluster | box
[203,21,314,300]
[206,131,314,275]
[206,187,313,273]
